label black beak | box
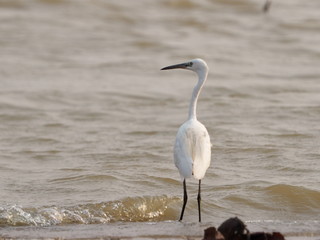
[161,62,189,70]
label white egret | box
[161,58,211,222]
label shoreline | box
[1,221,319,240]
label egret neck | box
[188,69,208,120]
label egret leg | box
[197,179,201,222]
[179,179,188,221]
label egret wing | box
[191,122,211,180]
[174,122,194,179]
[174,120,211,180]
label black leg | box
[179,179,188,221]
[197,179,201,222]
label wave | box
[0,195,180,227]
[219,182,320,219]
[264,184,320,214]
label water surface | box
[0,0,319,238]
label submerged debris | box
[263,0,272,13]
[203,217,285,240]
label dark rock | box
[203,226,224,240]
[250,232,285,240]
[217,217,248,240]
[203,217,286,240]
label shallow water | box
[0,0,320,238]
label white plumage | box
[174,119,211,180]
[161,58,211,222]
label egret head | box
[161,58,208,75]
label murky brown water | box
[0,0,319,238]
